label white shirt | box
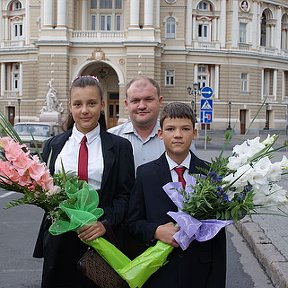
[165,152,191,183]
[108,120,165,168]
[54,125,104,189]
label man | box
[108,76,165,168]
[109,76,196,169]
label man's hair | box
[160,102,196,128]
[125,76,160,98]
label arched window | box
[260,9,273,47]
[197,1,212,12]
[9,0,22,11]
[165,17,176,39]
[281,14,288,50]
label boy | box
[128,102,226,288]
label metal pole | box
[227,101,232,130]
[17,98,21,123]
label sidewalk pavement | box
[194,130,288,288]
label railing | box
[70,30,126,42]
[192,41,220,49]
[4,90,20,99]
[1,40,25,48]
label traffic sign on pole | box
[200,99,213,110]
[201,87,213,98]
[200,111,213,123]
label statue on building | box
[41,79,64,113]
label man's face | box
[125,79,163,128]
[158,117,196,161]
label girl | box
[33,75,135,288]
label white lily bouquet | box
[162,134,288,250]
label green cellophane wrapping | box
[49,181,174,288]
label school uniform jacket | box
[128,152,226,288]
[33,128,135,288]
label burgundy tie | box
[78,136,88,182]
[174,167,186,189]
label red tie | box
[78,136,88,182]
[174,167,186,189]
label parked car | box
[14,122,63,154]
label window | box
[165,17,176,39]
[10,0,22,11]
[12,63,20,90]
[91,15,97,30]
[239,23,247,43]
[115,0,122,9]
[100,15,111,30]
[115,15,121,30]
[198,65,209,88]
[89,0,123,31]
[165,70,175,86]
[197,1,211,11]
[240,73,248,92]
[91,0,97,9]
[263,69,274,96]
[198,24,209,41]
[100,0,112,9]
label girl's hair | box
[160,102,196,129]
[63,75,107,131]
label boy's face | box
[158,117,196,162]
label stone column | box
[81,0,88,30]
[19,63,23,97]
[273,70,277,100]
[0,63,5,97]
[144,0,154,27]
[4,17,9,40]
[57,0,67,27]
[251,1,259,49]
[220,0,226,47]
[232,0,239,47]
[130,0,140,27]
[275,7,282,51]
[186,0,192,45]
[43,0,53,27]
[25,0,30,44]
[194,64,198,83]
[215,65,219,100]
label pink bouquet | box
[0,136,65,212]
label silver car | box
[14,122,63,154]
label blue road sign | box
[201,86,213,98]
[200,111,213,123]
[200,99,213,110]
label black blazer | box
[128,152,226,288]
[33,128,135,288]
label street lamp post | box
[17,98,21,123]
[187,83,201,119]
[264,103,269,130]
[227,101,232,130]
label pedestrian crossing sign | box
[200,99,213,110]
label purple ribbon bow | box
[163,176,232,250]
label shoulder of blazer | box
[100,129,133,149]
[42,130,72,162]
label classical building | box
[0,0,288,133]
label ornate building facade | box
[0,0,288,132]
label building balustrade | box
[4,90,20,99]
[70,30,126,42]
[1,40,25,48]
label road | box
[0,188,275,288]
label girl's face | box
[69,85,104,134]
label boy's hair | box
[160,102,196,128]
[125,76,160,98]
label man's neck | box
[134,123,156,141]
